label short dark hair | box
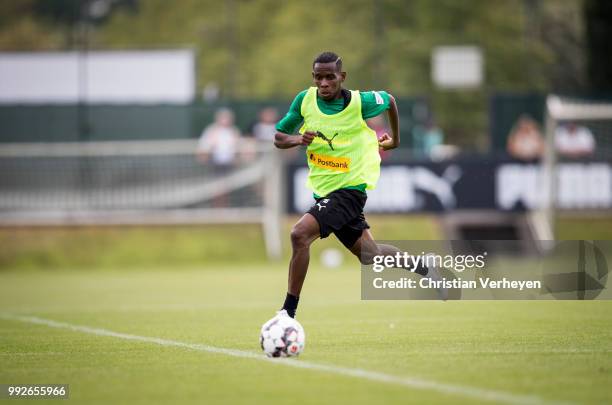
[313,51,342,71]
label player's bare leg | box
[281,213,320,317]
[349,229,447,299]
[348,229,416,267]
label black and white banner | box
[288,160,612,213]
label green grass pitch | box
[1,263,611,404]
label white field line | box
[0,314,569,405]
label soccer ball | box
[260,311,305,357]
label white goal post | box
[533,95,612,242]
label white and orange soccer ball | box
[260,310,305,358]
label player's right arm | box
[274,131,315,148]
[273,90,315,149]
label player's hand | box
[301,131,316,146]
[378,133,397,150]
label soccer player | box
[273,51,436,319]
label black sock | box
[414,267,428,276]
[412,263,429,277]
[282,293,299,318]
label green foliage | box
[0,0,586,148]
[0,0,63,50]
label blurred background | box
[1,0,611,269]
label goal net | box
[0,139,284,259]
[533,95,612,241]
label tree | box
[585,0,612,93]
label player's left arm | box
[378,94,399,150]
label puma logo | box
[315,131,338,151]
[315,198,330,211]
[413,165,462,209]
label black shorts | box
[307,188,370,249]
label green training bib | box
[300,87,381,197]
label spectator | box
[251,107,279,142]
[555,122,596,158]
[423,121,444,156]
[413,119,444,158]
[506,115,544,161]
[197,108,241,168]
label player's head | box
[312,51,346,101]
